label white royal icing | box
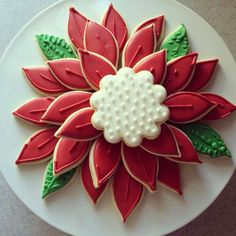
[90,67,169,147]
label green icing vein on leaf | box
[42,159,77,199]
[160,24,189,61]
[179,123,232,158]
[36,34,76,60]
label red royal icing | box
[47,59,91,90]
[79,49,117,90]
[162,53,198,95]
[122,24,156,68]
[22,67,69,95]
[185,59,219,92]
[122,144,158,192]
[113,164,143,222]
[81,158,107,205]
[56,107,101,141]
[140,124,180,157]
[164,92,217,123]
[41,91,92,125]
[90,136,121,187]
[133,49,166,84]
[68,7,88,49]
[102,3,128,53]
[53,138,90,175]
[13,97,54,126]
[167,126,201,164]
[201,93,236,121]
[135,15,164,43]
[15,127,58,165]
[84,21,119,66]
[157,157,182,195]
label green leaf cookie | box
[160,24,189,61]
[36,34,76,60]
[179,123,232,158]
[42,159,77,199]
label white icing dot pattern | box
[90,67,169,147]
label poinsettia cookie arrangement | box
[13,4,236,222]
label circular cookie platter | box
[0,0,235,235]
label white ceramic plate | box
[0,0,235,235]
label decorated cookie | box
[22,67,70,96]
[14,3,235,223]
[13,97,55,125]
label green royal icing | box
[160,24,189,62]
[42,159,77,199]
[36,34,76,60]
[180,123,232,158]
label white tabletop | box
[0,0,235,235]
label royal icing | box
[133,49,167,84]
[140,124,180,157]
[36,34,76,60]
[157,157,182,195]
[81,158,107,205]
[47,59,91,90]
[89,136,121,188]
[84,20,119,67]
[163,53,198,94]
[90,67,169,147]
[55,107,101,141]
[160,24,189,62]
[112,164,143,222]
[42,159,77,199]
[122,24,156,68]
[102,3,128,53]
[201,93,236,121]
[15,128,58,165]
[122,144,158,192]
[53,138,90,175]
[185,59,219,91]
[164,92,217,123]
[134,15,165,44]
[13,97,54,125]
[68,7,88,49]
[41,91,92,125]
[22,67,69,95]
[79,49,117,90]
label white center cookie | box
[90,67,169,147]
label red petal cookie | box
[41,91,92,125]
[135,15,165,44]
[185,59,219,91]
[112,164,143,222]
[162,53,198,94]
[133,49,167,84]
[81,158,107,205]
[47,59,91,90]
[22,67,69,95]
[201,93,236,121]
[102,3,128,53]
[53,138,90,175]
[13,97,54,125]
[89,136,121,187]
[55,107,101,141]
[79,49,117,90]
[68,7,88,49]
[164,92,217,123]
[122,144,158,192]
[84,20,119,67]
[157,157,182,195]
[140,124,180,157]
[167,126,201,164]
[122,24,156,68]
[15,127,58,165]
